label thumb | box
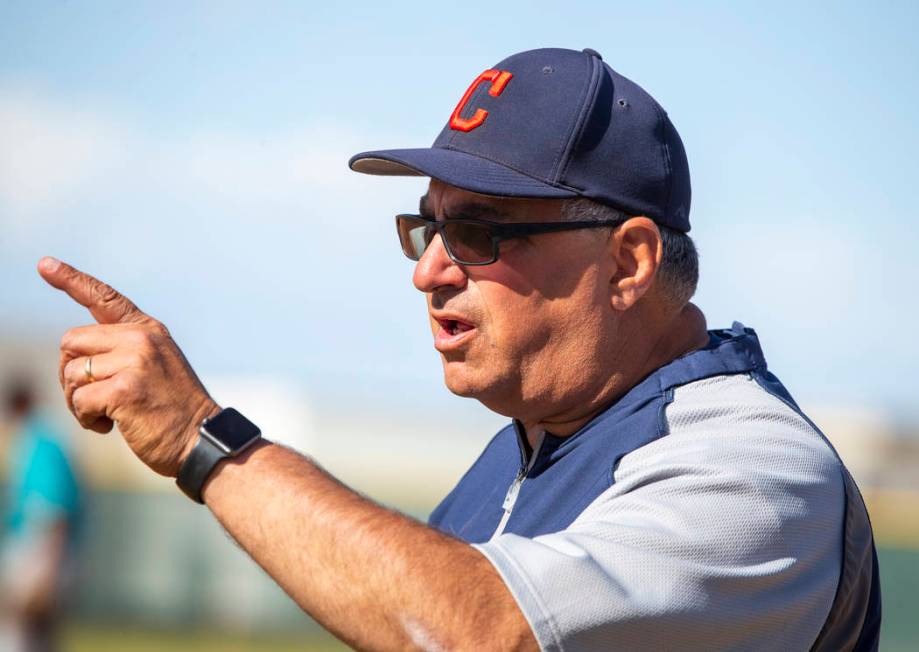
[38,257,147,325]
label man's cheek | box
[473,264,532,300]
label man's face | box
[413,180,618,417]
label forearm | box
[202,441,535,651]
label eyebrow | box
[417,195,510,221]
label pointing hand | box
[38,257,220,477]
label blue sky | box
[2,1,918,416]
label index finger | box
[38,257,147,325]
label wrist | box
[177,399,222,473]
[175,406,263,504]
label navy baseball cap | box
[349,47,692,232]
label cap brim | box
[349,148,578,200]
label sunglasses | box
[396,214,625,266]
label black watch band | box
[176,435,228,504]
[176,407,261,504]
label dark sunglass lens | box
[396,216,433,260]
[442,222,495,263]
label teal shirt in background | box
[3,414,82,546]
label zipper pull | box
[502,471,525,512]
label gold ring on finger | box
[84,356,95,383]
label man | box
[1,377,82,652]
[38,47,879,650]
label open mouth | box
[438,318,475,336]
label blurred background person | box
[1,376,83,652]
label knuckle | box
[59,357,69,390]
[60,328,77,351]
[67,358,86,387]
[150,320,171,340]
[71,389,89,419]
[126,328,151,351]
[91,281,121,307]
[63,358,78,384]
[132,322,171,360]
[141,319,170,345]
[111,373,138,400]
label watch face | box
[202,408,261,454]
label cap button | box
[582,48,603,60]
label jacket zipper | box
[491,431,544,539]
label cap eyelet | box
[542,66,554,74]
[617,99,629,108]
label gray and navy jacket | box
[429,324,881,651]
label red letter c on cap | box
[449,69,513,132]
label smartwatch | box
[176,407,262,504]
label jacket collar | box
[513,322,766,461]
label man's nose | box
[412,233,467,293]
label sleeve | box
[473,403,846,651]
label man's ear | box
[608,217,663,311]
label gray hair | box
[560,198,699,307]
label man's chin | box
[442,371,480,399]
[441,362,515,416]
[441,360,487,399]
